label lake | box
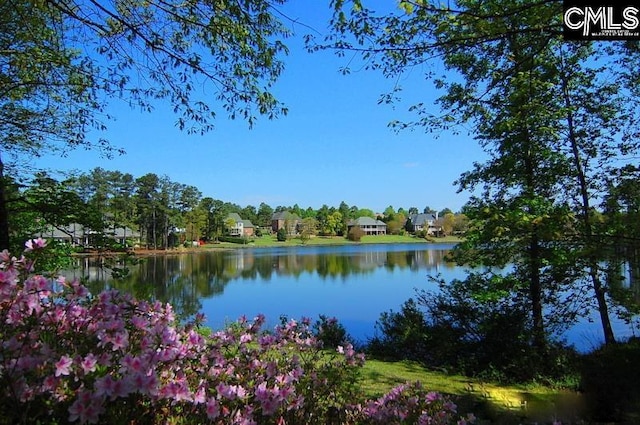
[68,243,636,352]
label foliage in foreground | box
[0,240,475,425]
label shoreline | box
[73,235,463,257]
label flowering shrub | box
[0,239,474,424]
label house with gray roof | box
[35,223,141,247]
[271,211,301,235]
[346,217,387,235]
[406,213,443,236]
[226,213,255,237]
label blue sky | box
[32,2,485,214]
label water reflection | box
[67,244,457,323]
[62,243,637,348]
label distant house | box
[35,223,89,246]
[406,213,443,236]
[346,217,387,235]
[35,223,141,247]
[106,226,142,246]
[226,213,255,237]
[271,211,301,235]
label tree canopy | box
[321,0,640,350]
[0,0,291,249]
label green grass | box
[360,359,584,424]
[204,234,463,249]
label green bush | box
[219,236,250,244]
[276,227,287,241]
[367,299,431,362]
[313,315,354,349]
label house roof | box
[36,223,87,239]
[408,213,436,226]
[271,211,300,221]
[348,217,386,227]
[227,213,254,228]
[108,227,141,238]
[35,223,141,239]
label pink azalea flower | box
[80,354,98,374]
[111,377,133,399]
[68,390,104,424]
[122,354,144,373]
[0,249,12,263]
[206,398,220,419]
[193,386,206,404]
[24,238,47,252]
[426,391,441,403]
[255,382,270,402]
[54,355,72,377]
[94,375,115,398]
[110,330,129,351]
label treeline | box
[7,168,467,250]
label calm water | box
[67,243,636,351]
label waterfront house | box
[226,213,255,237]
[346,217,387,235]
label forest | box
[9,168,468,250]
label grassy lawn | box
[360,359,583,424]
[204,234,463,249]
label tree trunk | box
[529,229,546,350]
[0,156,10,250]
[522,121,546,350]
[561,73,616,345]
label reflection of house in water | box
[245,248,457,278]
[354,251,388,270]
[274,251,302,274]
[383,249,451,273]
[412,249,442,270]
[222,251,254,279]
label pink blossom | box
[216,383,247,400]
[111,377,133,399]
[131,372,158,396]
[193,385,206,404]
[122,354,145,373]
[110,330,129,351]
[426,391,442,403]
[54,355,72,377]
[94,375,116,398]
[160,381,191,402]
[131,315,148,329]
[206,398,220,419]
[42,376,59,392]
[68,390,103,424]
[80,354,98,374]
[0,249,12,263]
[261,397,279,415]
[276,385,294,402]
[24,238,47,252]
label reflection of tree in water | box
[607,250,640,311]
[71,254,235,320]
[70,247,456,318]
